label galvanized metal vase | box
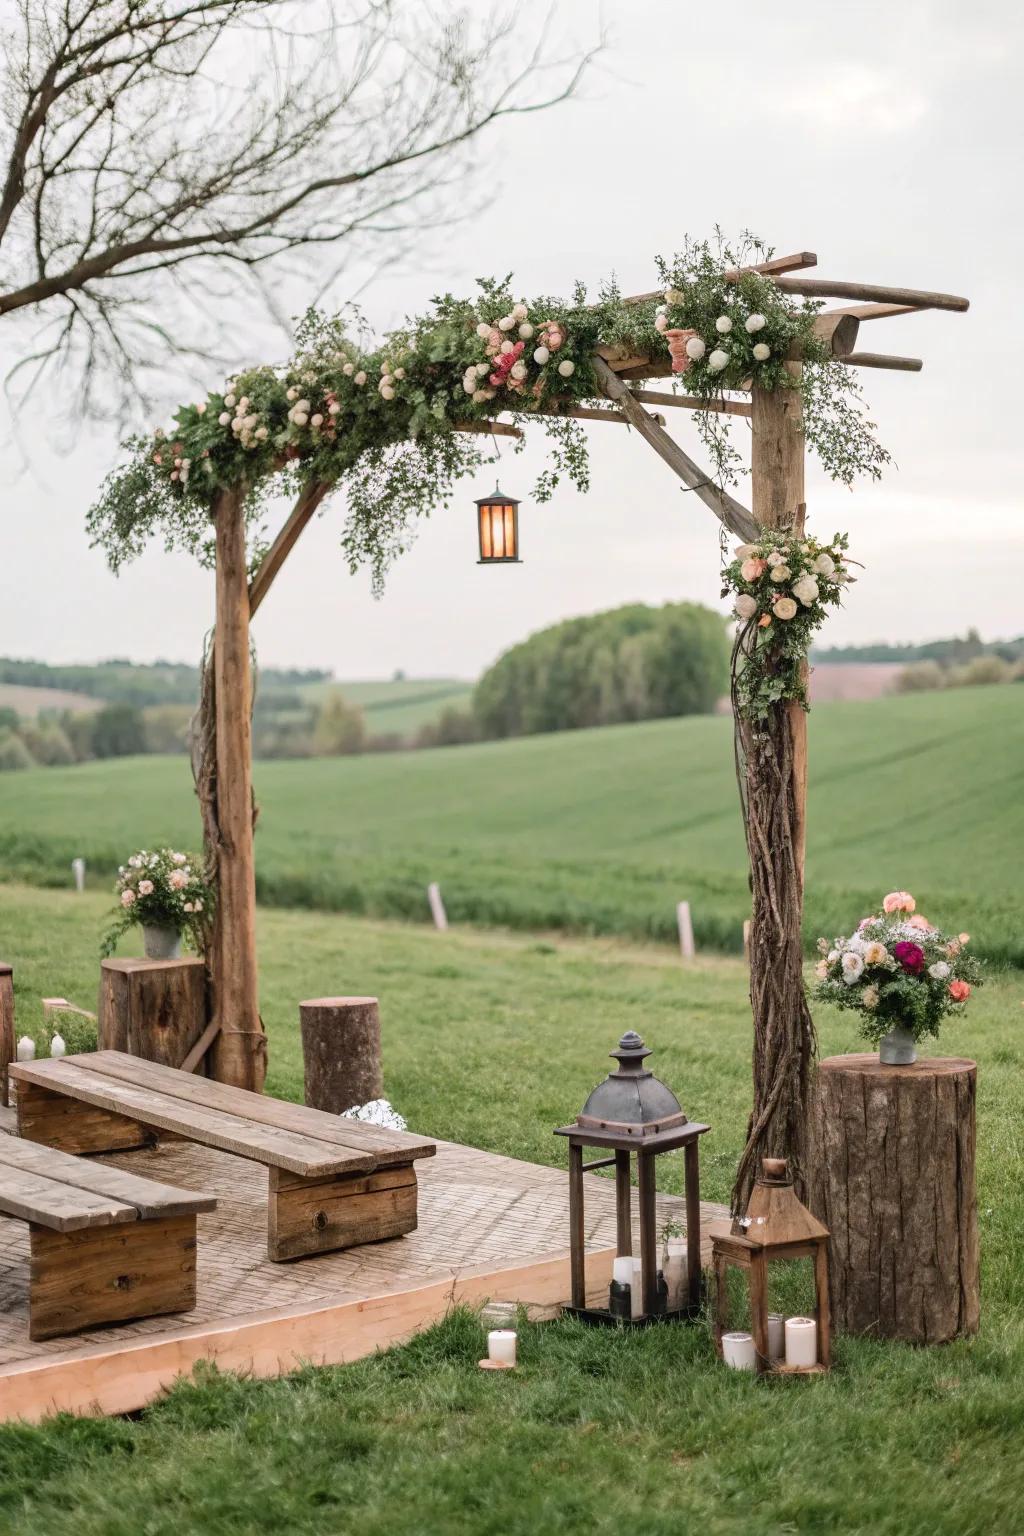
[878,1024,917,1065]
[142,924,182,960]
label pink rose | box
[740,558,766,582]
[948,980,971,1002]
[883,891,916,914]
[137,879,154,896]
[893,941,925,974]
[958,933,970,945]
[907,914,932,931]
[120,889,136,907]
[168,869,188,890]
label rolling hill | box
[0,685,1019,963]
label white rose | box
[512,303,528,321]
[745,313,767,333]
[766,550,785,567]
[813,552,835,576]
[847,935,867,954]
[354,372,367,386]
[286,387,297,400]
[510,361,528,380]
[500,340,514,355]
[774,596,798,620]
[929,961,951,979]
[557,359,575,377]
[243,415,257,430]
[292,411,308,426]
[196,402,206,415]
[498,316,515,332]
[218,412,231,426]
[533,346,550,365]
[715,316,733,334]
[654,314,669,333]
[463,379,476,394]
[708,348,729,372]
[224,393,236,407]
[791,574,820,607]
[476,322,491,339]
[828,950,839,963]
[255,426,268,440]
[769,565,791,582]
[311,413,324,427]
[685,336,706,360]
[394,368,405,380]
[734,593,758,620]
[342,363,355,377]
[172,852,187,864]
[841,952,865,984]
[328,402,340,415]
[471,389,492,403]
[752,343,771,362]
[238,396,249,410]
[518,322,534,339]
[476,362,490,376]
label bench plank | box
[79,1051,436,1167]
[11,1059,373,1178]
[0,1164,137,1233]
[0,1135,216,1220]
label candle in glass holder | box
[722,1331,756,1370]
[767,1312,785,1360]
[784,1316,817,1368]
[16,1036,35,1061]
[487,1329,516,1367]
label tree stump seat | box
[0,1132,215,1340]
[812,1054,979,1344]
[9,1051,435,1263]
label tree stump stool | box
[812,1054,979,1344]
[98,957,208,1069]
[300,996,383,1114]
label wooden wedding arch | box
[189,248,968,1209]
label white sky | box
[3,0,1020,679]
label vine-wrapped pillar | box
[209,486,267,1091]
[732,365,815,1213]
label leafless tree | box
[0,0,594,418]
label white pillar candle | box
[16,1036,35,1061]
[722,1330,756,1370]
[767,1312,785,1360]
[612,1256,634,1288]
[487,1329,516,1366]
[663,1238,687,1312]
[784,1315,818,1368]
[630,1257,644,1319]
[50,1033,66,1058]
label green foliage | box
[895,660,947,693]
[0,730,35,770]
[312,692,366,756]
[87,238,890,594]
[473,602,729,738]
[91,703,145,758]
[18,719,75,766]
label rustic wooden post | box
[210,485,266,1092]
[0,962,13,1107]
[732,365,816,1213]
[98,957,207,1068]
[813,1054,980,1343]
[299,996,383,1113]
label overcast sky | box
[3,0,1019,680]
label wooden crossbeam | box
[619,250,818,307]
[631,389,752,418]
[452,419,523,439]
[843,352,923,372]
[824,303,920,321]
[773,277,968,313]
[592,356,759,543]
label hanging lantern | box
[475,486,521,564]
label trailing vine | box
[87,234,889,592]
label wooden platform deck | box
[0,1126,726,1423]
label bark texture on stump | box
[812,1054,979,1343]
[0,962,13,1107]
[98,958,207,1069]
[300,996,383,1114]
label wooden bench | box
[0,1134,216,1340]
[10,1051,436,1262]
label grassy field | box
[1,884,1023,1534]
[299,676,475,736]
[1,685,1020,963]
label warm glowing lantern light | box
[475,486,521,564]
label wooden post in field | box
[427,882,449,932]
[210,486,266,1092]
[71,858,85,893]
[676,901,695,960]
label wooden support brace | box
[29,1213,198,1341]
[267,1162,418,1262]
[842,352,923,372]
[592,355,759,542]
[772,276,969,312]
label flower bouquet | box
[101,848,212,959]
[814,892,983,1063]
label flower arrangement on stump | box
[101,849,212,960]
[814,892,983,1063]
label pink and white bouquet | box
[101,848,212,957]
[814,891,983,1046]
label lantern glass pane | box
[503,504,516,559]
[479,505,493,559]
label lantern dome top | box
[475,484,518,506]
[576,1031,685,1133]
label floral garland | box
[814,891,983,1046]
[87,235,889,592]
[722,530,851,719]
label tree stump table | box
[812,1054,979,1344]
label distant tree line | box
[0,658,329,708]
[813,628,1024,667]
[894,655,1024,693]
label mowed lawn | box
[2,685,1021,963]
[1,885,1023,1533]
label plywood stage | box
[0,1127,726,1422]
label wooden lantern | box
[475,486,521,563]
[711,1157,830,1374]
[554,1031,709,1324]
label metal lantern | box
[475,485,521,564]
[554,1031,709,1324]
[710,1157,831,1374]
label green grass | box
[2,883,1023,1533]
[0,686,1020,962]
[299,676,475,736]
